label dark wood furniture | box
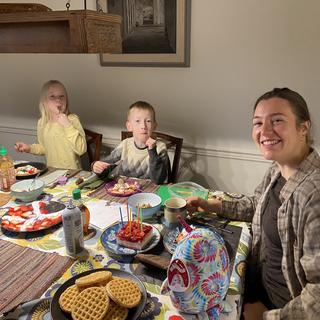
[121,131,183,183]
[84,128,103,164]
[0,3,51,13]
[0,9,122,53]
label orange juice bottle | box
[72,188,90,235]
[0,146,16,192]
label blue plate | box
[100,222,161,257]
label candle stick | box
[129,208,132,235]
[119,207,124,226]
[140,207,143,232]
[126,203,129,221]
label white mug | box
[164,198,187,227]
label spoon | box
[28,172,41,191]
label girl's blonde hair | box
[39,80,70,127]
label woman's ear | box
[300,120,310,136]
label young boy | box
[92,101,169,184]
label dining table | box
[0,168,251,320]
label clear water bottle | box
[62,200,84,257]
[0,146,16,192]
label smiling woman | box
[187,88,320,320]
[252,90,311,178]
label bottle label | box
[62,207,84,256]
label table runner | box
[0,239,73,315]
[88,179,159,203]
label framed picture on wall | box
[96,0,191,67]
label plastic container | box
[168,182,208,199]
[0,146,16,192]
[62,201,84,257]
[72,188,90,235]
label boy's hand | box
[14,142,31,153]
[146,137,156,150]
[92,161,111,174]
[56,113,70,127]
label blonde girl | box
[15,80,86,169]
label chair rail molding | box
[0,125,268,163]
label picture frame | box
[97,0,191,67]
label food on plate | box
[0,201,63,232]
[136,203,151,209]
[71,286,109,320]
[75,270,112,289]
[104,300,128,320]
[59,284,79,313]
[175,228,190,243]
[57,270,141,320]
[108,178,140,196]
[116,221,153,250]
[15,165,39,176]
[106,277,142,308]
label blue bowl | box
[128,192,162,219]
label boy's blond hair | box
[39,80,70,127]
[127,101,156,123]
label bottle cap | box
[66,199,76,209]
[0,146,7,156]
[72,188,81,200]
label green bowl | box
[11,179,45,202]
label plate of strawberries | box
[1,201,65,232]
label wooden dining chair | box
[84,128,103,164]
[121,131,183,183]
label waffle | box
[58,284,79,313]
[106,278,141,308]
[103,300,128,320]
[71,286,109,320]
[75,270,112,289]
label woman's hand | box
[92,161,111,174]
[186,196,222,215]
[243,301,268,320]
[14,142,31,153]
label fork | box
[28,172,41,191]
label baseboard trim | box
[0,125,268,163]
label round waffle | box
[106,278,141,308]
[58,284,79,313]
[71,286,109,320]
[103,300,128,320]
[75,270,112,289]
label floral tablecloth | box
[0,174,251,320]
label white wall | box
[1,0,319,194]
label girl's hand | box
[146,137,156,150]
[92,161,110,174]
[14,142,31,153]
[56,113,70,127]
